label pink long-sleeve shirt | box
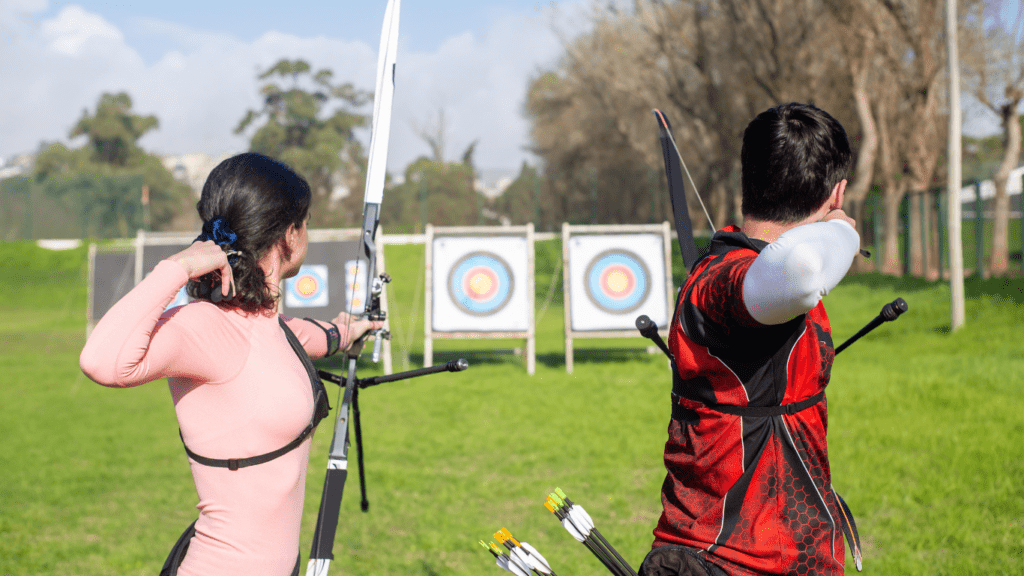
[80,260,335,576]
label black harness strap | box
[178,318,329,471]
[672,367,825,420]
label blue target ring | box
[448,252,514,316]
[584,249,650,313]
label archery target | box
[344,259,368,315]
[568,234,669,331]
[285,265,329,308]
[431,236,529,332]
[448,252,514,315]
[585,250,650,313]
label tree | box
[380,152,485,232]
[494,162,543,228]
[235,59,370,228]
[962,0,1024,276]
[69,92,158,166]
[32,92,192,237]
[526,0,854,230]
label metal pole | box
[946,0,965,330]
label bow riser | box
[307,2,400,574]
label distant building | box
[160,153,235,197]
[0,154,35,179]
[475,168,515,199]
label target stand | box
[87,227,393,374]
[562,222,674,374]
[424,224,536,375]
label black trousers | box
[639,545,729,576]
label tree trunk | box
[989,102,1020,275]
[881,183,905,275]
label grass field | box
[1,240,1022,576]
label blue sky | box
[0,0,593,174]
[1,0,1006,178]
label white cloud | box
[0,3,582,173]
[41,5,123,56]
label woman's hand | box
[167,241,235,298]
[331,311,386,353]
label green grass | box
[1,240,1021,575]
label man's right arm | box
[741,220,859,325]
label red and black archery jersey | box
[652,226,845,576]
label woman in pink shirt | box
[80,153,382,576]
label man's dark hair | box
[189,152,311,312]
[740,102,852,223]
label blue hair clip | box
[196,216,242,265]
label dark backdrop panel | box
[91,251,135,322]
[280,240,364,320]
[142,243,193,278]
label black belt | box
[672,390,825,419]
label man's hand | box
[821,209,856,229]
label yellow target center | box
[606,270,629,294]
[468,273,494,296]
[297,276,318,296]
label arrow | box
[546,489,636,576]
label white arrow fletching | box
[505,555,530,576]
[496,556,515,574]
[521,542,553,574]
[509,548,532,573]
[561,517,586,542]
[570,505,595,532]
[306,558,330,576]
[362,0,400,206]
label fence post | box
[903,194,911,276]
[873,194,882,268]
[920,191,928,276]
[975,180,985,279]
[936,190,946,279]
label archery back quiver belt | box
[160,318,329,575]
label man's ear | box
[830,179,848,211]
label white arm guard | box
[742,220,860,325]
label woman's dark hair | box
[740,102,852,223]
[188,152,311,312]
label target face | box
[344,259,368,315]
[448,252,514,316]
[584,249,650,313]
[285,265,329,308]
[567,233,669,332]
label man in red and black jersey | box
[640,103,861,576]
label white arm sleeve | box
[742,220,860,325]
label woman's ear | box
[280,224,298,259]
